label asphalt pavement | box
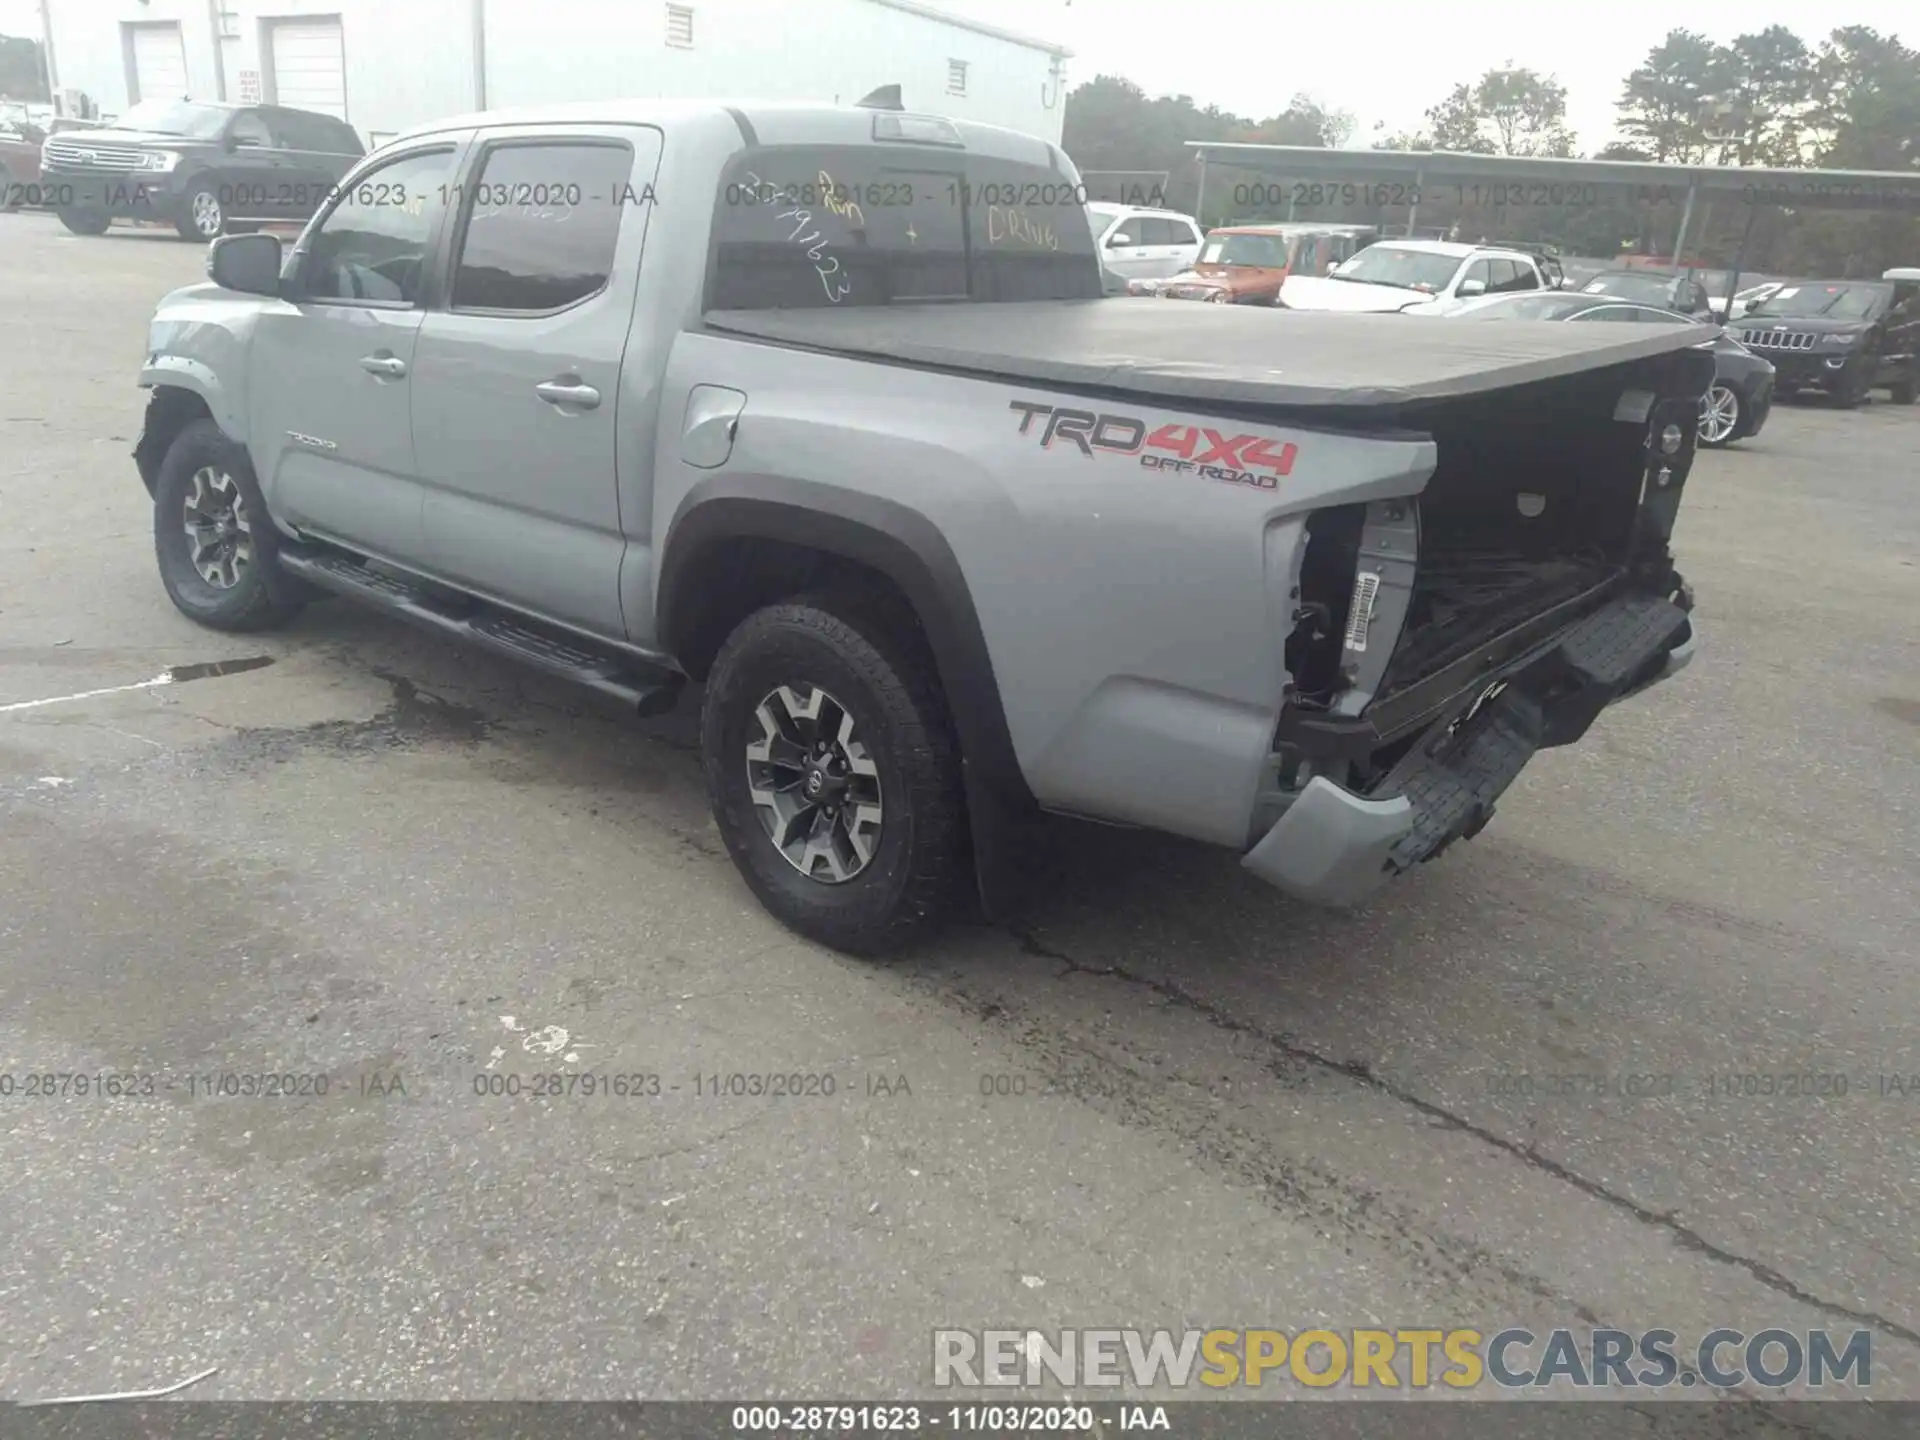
[1,211,1917,1420]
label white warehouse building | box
[40,0,1072,148]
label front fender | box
[140,279,275,450]
[139,355,245,443]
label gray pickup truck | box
[134,98,1709,955]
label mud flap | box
[965,761,1048,925]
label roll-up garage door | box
[269,19,348,118]
[128,23,189,103]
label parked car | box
[1126,222,1373,305]
[1085,202,1204,283]
[1479,239,1567,289]
[132,99,1708,955]
[1414,290,1775,448]
[1707,280,1786,322]
[1732,277,1920,406]
[1579,268,1712,316]
[0,116,41,211]
[38,98,365,241]
[1279,240,1555,312]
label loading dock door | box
[127,23,190,104]
[268,19,348,118]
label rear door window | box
[1133,217,1175,247]
[448,141,633,313]
[708,146,1103,308]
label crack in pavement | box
[1013,929,1920,1352]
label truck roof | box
[705,301,1716,412]
[397,99,1062,166]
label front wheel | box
[1891,368,1917,405]
[1698,382,1743,448]
[1832,364,1870,409]
[700,594,969,957]
[153,418,306,631]
[176,184,225,241]
[56,205,111,236]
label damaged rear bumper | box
[1243,589,1696,907]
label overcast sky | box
[4,0,1912,151]
[952,0,1915,151]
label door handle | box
[536,380,601,410]
[359,354,407,378]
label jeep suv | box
[1735,277,1920,407]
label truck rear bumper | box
[1243,595,1697,908]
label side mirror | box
[1107,232,1132,248]
[1324,261,1337,275]
[207,232,284,296]
[1457,278,1487,298]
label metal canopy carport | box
[1184,142,1920,265]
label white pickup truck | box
[132,98,1709,954]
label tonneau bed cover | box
[704,301,1710,412]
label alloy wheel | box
[191,190,223,238]
[1699,384,1740,444]
[744,683,884,883]
[182,466,253,589]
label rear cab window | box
[706,145,1104,308]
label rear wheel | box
[57,205,110,236]
[1698,383,1743,448]
[152,418,306,632]
[700,593,968,957]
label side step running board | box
[279,548,683,717]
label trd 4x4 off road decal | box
[1008,399,1297,491]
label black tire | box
[1832,364,1870,409]
[153,418,306,632]
[700,593,969,957]
[1891,368,1917,405]
[175,182,225,242]
[56,205,110,236]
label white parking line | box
[0,672,174,714]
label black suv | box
[1734,277,1920,407]
[38,98,364,242]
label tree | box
[0,34,49,102]
[1616,29,1717,161]
[1476,67,1577,156]
[1702,26,1816,165]
[1061,76,1351,222]
[1421,68,1573,155]
[1371,123,1433,152]
[1808,26,1920,170]
[1426,84,1492,152]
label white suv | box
[1086,203,1204,284]
[1279,240,1551,313]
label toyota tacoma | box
[133,98,1708,955]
